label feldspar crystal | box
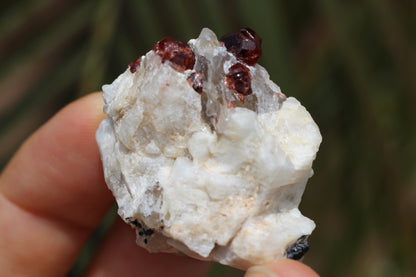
[96,27,322,270]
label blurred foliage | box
[1,0,415,276]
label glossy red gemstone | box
[153,37,195,72]
[187,72,203,94]
[129,57,142,73]
[225,63,252,96]
[220,28,262,66]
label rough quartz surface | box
[96,28,322,270]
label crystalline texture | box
[220,27,262,66]
[153,37,195,72]
[96,28,322,270]
[128,57,142,73]
[225,63,252,96]
[187,72,203,94]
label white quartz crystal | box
[96,28,322,270]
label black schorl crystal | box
[286,235,310,260]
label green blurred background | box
[1,0,415,276]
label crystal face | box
[96,28,322,270]
[187,72,203,94]
[225,63,252,96]
[128,57,142,73]
[153,37,195,72]
[220,27,262,66]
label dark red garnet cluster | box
[129,36,203,93]
[221,28,262,100]
[153,37,195,72]
[128,27,263,99]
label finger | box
[85,218,211,277]
[245,259,319,277]
[0,92,112,226]
[0,93,114,276]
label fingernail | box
[245,265,279,277]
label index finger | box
[0,93,114,276]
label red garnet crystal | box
[220,28,262,66]
[187,72,203,94]
[225,63,252,96]
[153,37,195,72]
[129,57,142,73]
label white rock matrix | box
[96,27,322,270]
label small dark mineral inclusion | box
[144,229,154,236]
[286,235,310,260]
[187,72,203,93]
[153,37,195,72]
[225,63,252,96]
[220,27,262,66]
[126,218,142,228]
[129,57,142,73]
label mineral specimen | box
[187,72,203,94]
[128,57,142,73]
[220,27,262,66]
[153,37,195,72]
[96,27,322,270]
[225,63,252,96]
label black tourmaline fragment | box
[286,235,310,260]
[126,218,155,244]
[126,218,142,228]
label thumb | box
[245,259,319,277]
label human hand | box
[0,93,319,277]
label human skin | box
[0,92,318,277]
